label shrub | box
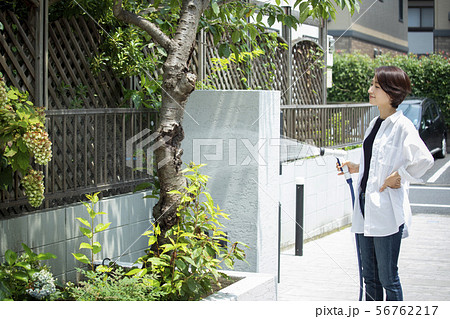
[136,163,247,301]
[0,244,57,300]
[328,52,450,128]
[69,268,166,301]
[0,76,52,207]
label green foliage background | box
[328,52,450,128]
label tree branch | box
[112,0,173,51]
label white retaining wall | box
[0,191,155,283]
[279,148,360,250]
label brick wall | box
[334,37,405,57]
[435,36,450,53]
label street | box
[409,155,450,215]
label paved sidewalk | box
[278,214,450,301]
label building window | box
[408,7,434,30]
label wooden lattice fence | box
[0,10,37,101]
[1,8,325,219]
[0,10,158,218]
[198,33,323,106]
[291,40,323,105]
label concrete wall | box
[0,191,155,283]
[182,90,280,277]
[279,148,361,250]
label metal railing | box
[281,103,378,148]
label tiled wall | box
[0,191,155,283]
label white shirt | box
[351,110,434,238]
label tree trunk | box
[150,0,206,247]
[113,0,209,249]
[151,64,195,243]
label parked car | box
[397,97,447,158]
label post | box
[197,29,206,84]
[280,110,283,175]
[35,0,48,108]
[282,6,292,105]
[319,17,328,104]
[295,184,304,256]
[278,203,281,283]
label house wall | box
[329,0,409,54]
[434,0,450,52]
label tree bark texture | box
[113,0,209,244]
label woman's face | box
[368,76,391,108]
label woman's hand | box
[337,161,359,175]
[380,171,401,192]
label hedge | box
[328,52,450,128]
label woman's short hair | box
[375,66,412,108]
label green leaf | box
[125,268,147,277]
[36,252,57,260]
[92,242,102,255]
[231,30,241,43]
[218,43,231,58]
[3,148,17,157]
[224,258,233,269]
[211,1,220,16]
[256,11,263,23]
[86,207,96,219]
[15,262,31,270]
[181,256,196,267]
[96,265,113,273]
[186,277,201,294]
[80,227,93,239]
[267,15,275,27]
[0,281,12,300]
[147,257,170,267]
[5,250,17,266]
[147,235,157,246]
[21,243,34,257]
[76,217,91,228]
[16,150,31,171]
[79,242,93,250]
[94,222,111,233]
[7,90,18,100]
[13,271,29,282]
[72,253,90,264]
[91,192,100,204]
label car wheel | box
[436,135,447,159]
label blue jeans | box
[358,193,404,301]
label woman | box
[339,66,434,301]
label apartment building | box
[328,0,450,56]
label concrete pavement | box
[278,213,450,301]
